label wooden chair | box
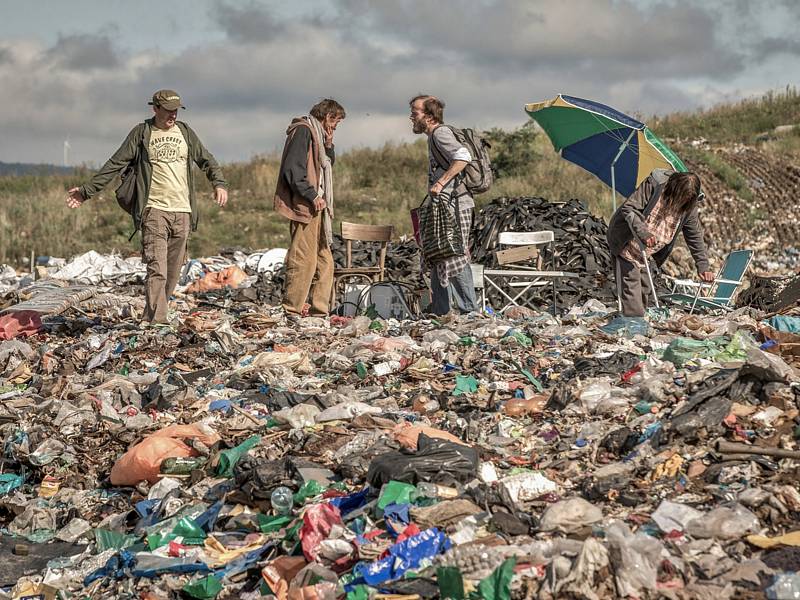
[331,222,394,308]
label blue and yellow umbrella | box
[524,94,687,210]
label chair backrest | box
[713,249,753,304]
[341,222,394,242]
[497,230,554,269]
[339,222,394,272]
[498,231,554,246]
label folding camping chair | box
[471,264,486,310]
[662,249,753,314]
[481,231,579,313]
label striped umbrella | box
[524,94,686,210]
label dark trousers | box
[615,255,653,317]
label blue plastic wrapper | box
[84,549,136,585]
[208,399,232,413]
[347,527,450,589]
[600,316,649,338]
[132,554,211,578]
[134,499,159,519]
[329,487,369,517]
[382,502,411,537]
[0,472,25,495]
[766,315,800,333]
[194,500,224,532]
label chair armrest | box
[714,278,742,285]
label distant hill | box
[0,161,75,176]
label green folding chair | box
[663,249,753,314]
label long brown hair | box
[664,172,701,209]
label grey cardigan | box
[606,168,710,273]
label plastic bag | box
[539,497,603,533]
[415,194,464,263]
[367,434,479,488]
[578,379,613,413]
[600,316,649,338]
[300,503,343,561]
[686,503,760,539]
[315,401,382,423]
[662,337,723,367]
[349,527,450,588]
[650,500,704,533]
[766,573,800,599]
[110,423,220,485]
[186,266,249,293]
[392,423,467,450]
[216,435,261,478]
[605,520,662,597]
[183,575,223,599]
[498,472,560,507]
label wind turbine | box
[63,138,71,167]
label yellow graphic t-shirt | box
[146,125,191,212]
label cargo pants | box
[282,211,334,316]
[141,208,190,323]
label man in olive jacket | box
[66,90,227,324]
[606,169,714,316]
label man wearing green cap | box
[65,89,227,324]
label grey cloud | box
[214,1,282,42]
[753,37,800,60]
[334,0,745,80]
[0,1,789,164]
[45,33,120,70]
[0,48,11,65]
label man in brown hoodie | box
[274,99,345,316]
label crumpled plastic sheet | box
[348,527,451,589]
[51,250,146,285]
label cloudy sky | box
[1,0,797,165]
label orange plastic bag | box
[186,266,248,294]
[109,423,220,485]
[392,422,468,450]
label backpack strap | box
[429,125,451,171]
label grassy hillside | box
[0,87,797,266]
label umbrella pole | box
[609,129,637,212]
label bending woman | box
[606,170,714,317]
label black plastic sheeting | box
[366,434,479,488]
[255,197,619,311]
[471,196,616,309]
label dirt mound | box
[683,145,800,257]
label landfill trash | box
[0,229,797,599]
[109,423,221,485]
[186,265,249,294]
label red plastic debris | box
[0,310,42,340]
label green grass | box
[0,86,797,267]
[651,86,800,144]
[681,147,754,202]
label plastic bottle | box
[415,482,459,499]
[160,457,206,475]
[412,394,440,414]
[271,487,294,515]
